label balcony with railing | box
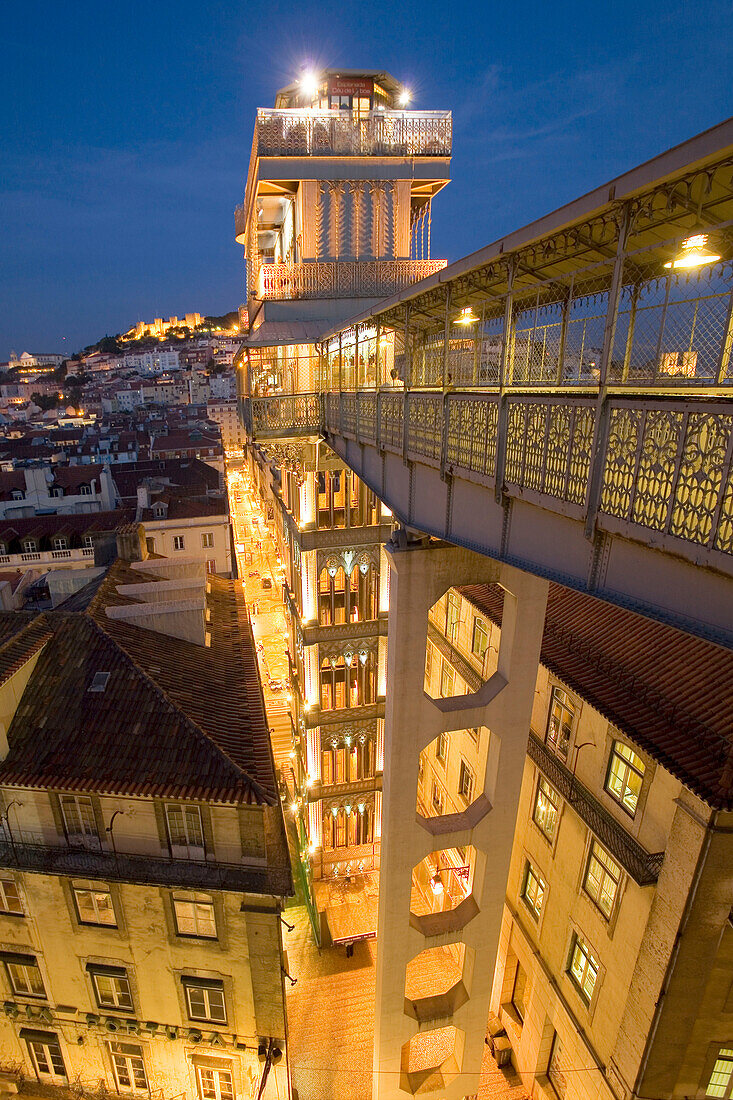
[0,836,291,895]
[255,108,452,158]
[0,547,96,568]
[256,258,446,301]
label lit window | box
[89,966,133,1011]
[0,879,22,915]
[533,776,560,842]
[196,1063,234,1100]
[110,1042,148,1093]
[458,759,475,803]
[201,532,214,548]
[431,781,445,815]
[424,642,434,685]
[546,687,575,760]
[445,591,460,642]
[567,933,599,1004]
[605,741,645,816]
[4,955,45,997]
[436,732,449,764]
[27,1036,66,1081]
[439,662,455,698]
[706,1049,733,1098]
[583,841,621,919]
[73,884,115,926]
[182,977,227,1024]
[173,535,185,551]
[173,893,217,938]
[471,616,488,659]
[548,1032,566,1099]
[521,861,546,920]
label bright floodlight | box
[664,233,721,270]
[300,70,319,100]
[398,88,412,107]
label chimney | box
[136,484,150,520]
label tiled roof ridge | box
[0,614,53,685]
[82,587,274,806]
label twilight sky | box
[2,0,731,359]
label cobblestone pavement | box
[283,908,527,1100]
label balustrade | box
[256,259,446,301]
[255,108,452,158]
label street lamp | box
[664,234,721,270]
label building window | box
[110,1042,148,1093]
[439,661,455,698]
[0,879,23,915]
[436,732,449,764]
[196,1063,234,1100]
[73,883,116,926]
[173,535,185,551]
[49,487,63,499]
[458,760,475,803]
[83,535,94,549]
[182,978,227,1024]
[201,532,214,548]
[511,962,527,1023]
[23,540,37,553]
[546,686,576,760]
[521,861,546,920]
[706,1049,733,1098]
[605,741,645,816]
[431,781,445,815]
[79,485,92,496]
[26,1035,66,1082]
[445,591,460,642]
[11,491,24,501]
[4,955,45,998]
[583,841,621,919]
[533,776,560,842]
[471,616,489,660]
[424,642,433,685]
[60,795,99,848]
[547,1032,566,1099]
[172,893,217,939]
[88,966,133,1012]
[52,537,68,551]
[165,804,205,858]
[567,933,599,1004]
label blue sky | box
[1,0,731,358]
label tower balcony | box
[256,258,446,301]
[256,108,451,158]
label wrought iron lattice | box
[406,395,443,464]
[380,393,404,451]
[445,395,499,480]
[527,734,664,886]
[255,109,452,158]
[357,392,377,442]
[257,259,446,301]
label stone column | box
[373,534,548,1100]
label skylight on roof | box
[89,671,110,693]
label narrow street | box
[224,464,526,1100]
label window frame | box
[173,534,185,551]
[109,1041,148,1094]
[567,932,599,1006]
[471,616,489,660]
[59,794,99,849]
[510,961,527,1023]
[547,1031,567,1099]
[582,840,622,920]
[165,803,206,859]
[5,956,46,999]
[72,883,116,928]
[520,860,546,921]
[705,1047,733,1099]
[182,978,227,1025]
[458,759,475,804]
[605,740,645,818]
[201,532,214,549]
[88,966,134,1013]
[172,893,217,940]
[26,1035,66,1082]
[0,878,23,915]
[533,776,561,843]
[546,685,576,761]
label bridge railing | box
[247,388,733,566]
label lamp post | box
[1,801,23,860]
[105,810,125,870]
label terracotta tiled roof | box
[0,510,135,541]
[458,582,733,809]
[0,560,277,807]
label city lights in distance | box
[664,234,721,270]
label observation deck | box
[254,107,452,159]
[242,119,733,647]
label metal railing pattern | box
[247,390,733,563]
[0,839,292,896]
[255,108,452,158]
[257,259,446,301]
[527,733,664,886]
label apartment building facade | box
[414,580,733,1100]
[0,551,291,1100]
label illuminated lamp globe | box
[299,70,319,101]
[456,306,479,325]
[431,871,444,896]
[664,234,721,270]
[398,88,412,107]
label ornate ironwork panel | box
[406,394,442,464]
[256,109,452,158]
[357,392,377,442]
[380,393,404,451]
